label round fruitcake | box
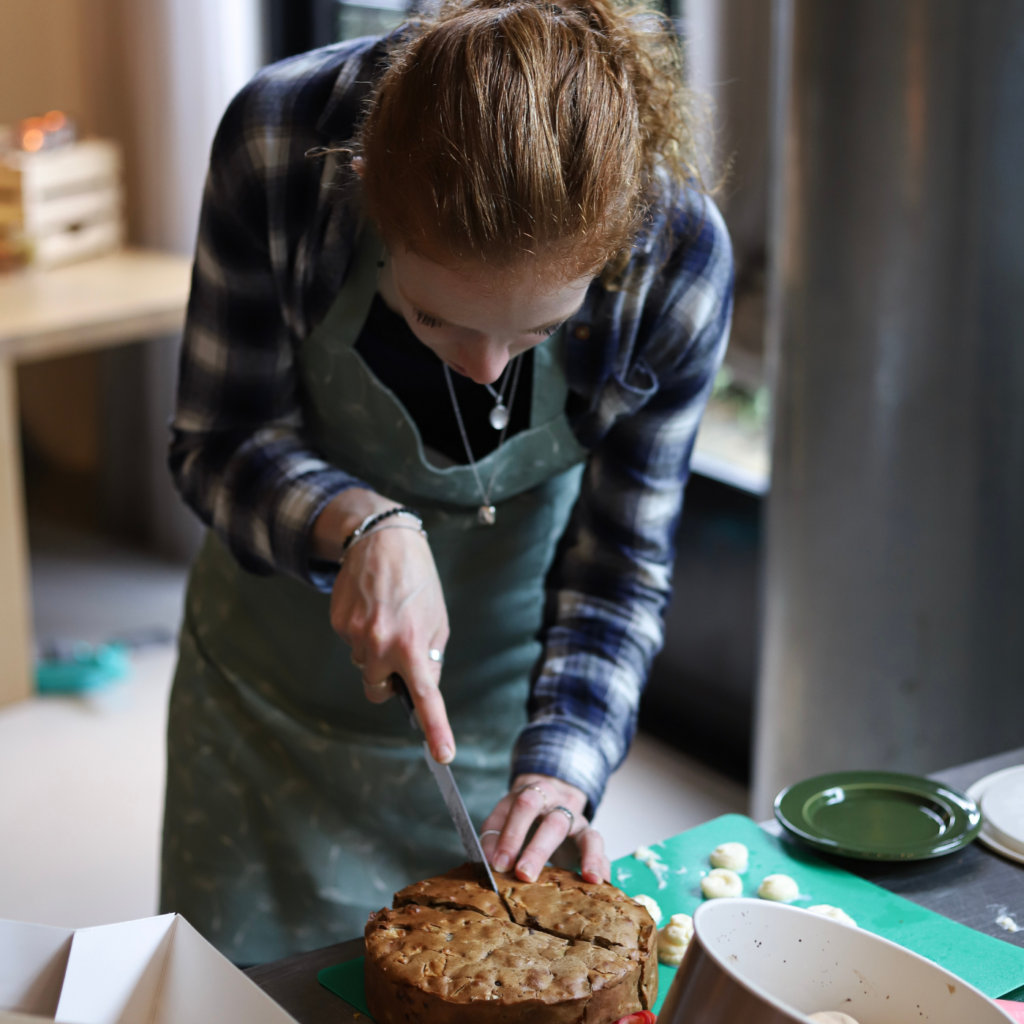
[365,864,658,1024]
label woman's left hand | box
[480,774,611,885]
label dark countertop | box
[246,746,1024,1022]
[247,937,366,1024]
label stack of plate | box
[968,765,1024,865]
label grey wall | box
[753,0,1024,816]
[682,0,773,383]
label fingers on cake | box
[365,864,659,1023]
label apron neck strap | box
[314,221,387,353]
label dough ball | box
[757,873,799,903]
[632,893,662,926]
[709,841,749,873]
[808,1013,861,1024]
[657,912,694,966]
[807,904,857,928]
[701,868,743,899]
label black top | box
[354,294,534,465]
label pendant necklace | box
[482,364,514,430]
[443,356,523,525]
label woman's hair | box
[357,0,702,280]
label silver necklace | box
[482,364,514,430]
[443,356,523,525]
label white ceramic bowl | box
[656,898,1012,1024]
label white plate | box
[984,768,1024,847]
[968,766,1024,864]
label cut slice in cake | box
[367,864,659,1024]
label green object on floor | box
[317,813,1024,1019]
[35,643,129,694]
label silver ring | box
[480,830,501,839]
[428,648,444,665]
[365,678,390,689]
[514,784,549,807]
[351,659,366,670]
[548,805,575,832]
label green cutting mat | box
[319,813,1024,1017]
[320,958,372,1017]
[617,814,1024,1012]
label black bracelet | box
[342,506,422,554]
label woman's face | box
[380,245,594,385]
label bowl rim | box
[691,898,1010,1023]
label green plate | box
[776,770,982,860]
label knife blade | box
[390,674,499,892]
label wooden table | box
[0,250,193,705]
[245,746,1024,1022]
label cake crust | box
[394,862,509,919]
[368,864,658,1024]
[498,867,659,1006]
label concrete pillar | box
[753,0,1024,816]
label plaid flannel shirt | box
[170,35,734,813]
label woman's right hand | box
[312,489,454,764]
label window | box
[266,0,413,61]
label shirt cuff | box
[511,721,615,819]
[267,467,367,591]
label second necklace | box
[443,356,523,525]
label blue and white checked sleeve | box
[170,55,369,589]
[512,197,734,813]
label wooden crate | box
[0,140,124,269]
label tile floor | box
[0,534,748,931]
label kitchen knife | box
[390,674,499,892]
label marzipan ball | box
[709,842,749,873]
[657,913,694,966]
[632,893,662,926]
[701,868,743,899]
[807,904,857,927]
[757,873,799,903]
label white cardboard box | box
[0,915,298,1024]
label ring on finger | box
[364,678,391,690]
[513,784,549,807]
[548,805,575,832]
[428,648,444,665]
[480,829,501,839]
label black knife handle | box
[390,673,421,732]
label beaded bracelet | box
[340,506,424,561]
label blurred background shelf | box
[0,250,192,708]
[0,249,191,360]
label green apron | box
[160,226,589,963]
